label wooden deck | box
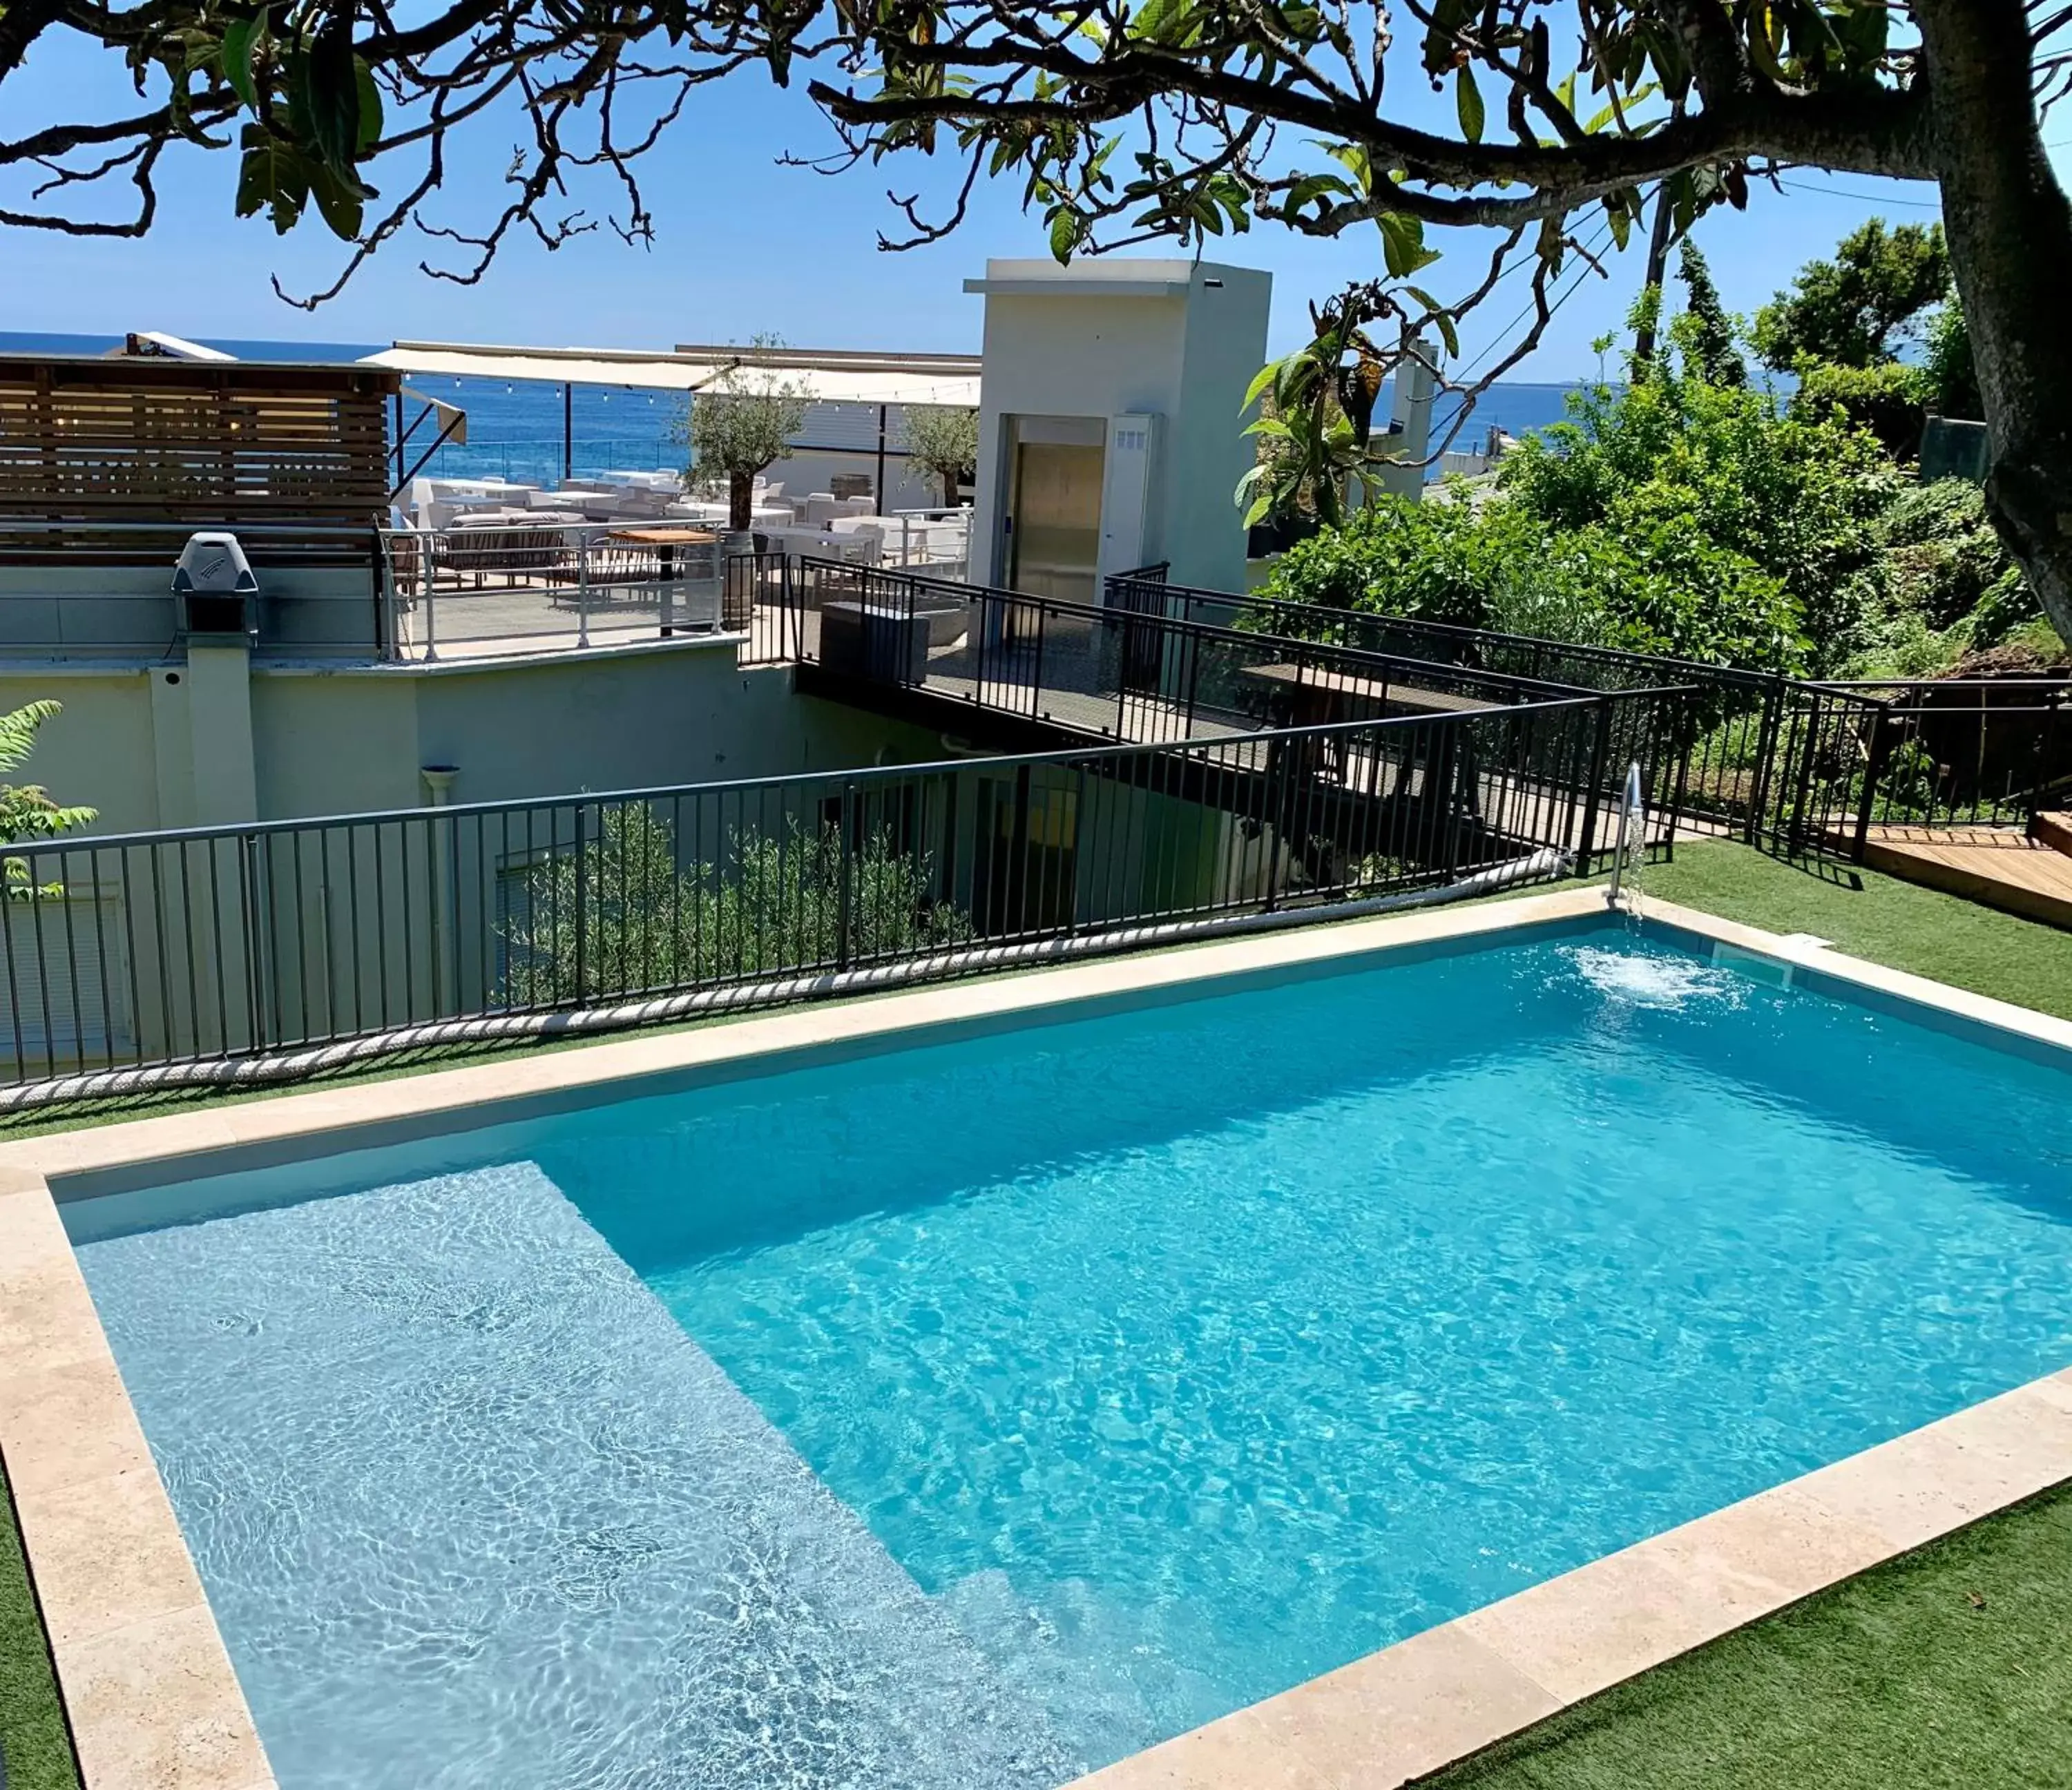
[1859,825,2072,930]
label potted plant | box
[901,403,979,507]
[679,336,811,534]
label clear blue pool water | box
[70,927,2072,1789]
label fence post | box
[836,782,856,969]
[421,535,438,664]
[1575,695,1615,876]
[1854,702,1893,863]
[1030,603,1047,722]
[1745,675,1784,845]
[1663,691,1693,858]
[572,802,588,1002]
[240,831,267,1052]
[576,535,592,650]
[2041,689,2068,829]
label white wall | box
[969,259,1269,597]
[0,642,948,839]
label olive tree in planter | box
[679,340,812,535]
[901,405,979,507]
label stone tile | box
[1245,1621,1561,1789]
[1637,1480,1894,1614]
[1457,1543,1746,1707]
[0,1253,113,1377]
[0,1356,153,1496]
[0,1184,70,1278]
[0,1162,52,1198]
[63,1604,271,1790]
[22,1464,207,1648]
[1071,1710,1337,1790]
[1795,1392,2072,1553]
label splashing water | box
[1561,944,1746,1011]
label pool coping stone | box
[0,882,2066,1790]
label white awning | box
[359,340,981,407]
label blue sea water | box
[69,930,2072,1789]
[0,328,1589,487]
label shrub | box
[1258,489,1802,671]
[1873,480,2018,629]
[1790,360,1927,461]
[505,807,969,1005]
[1499,365,1896,671]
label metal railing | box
[0,685,1690,1099]
[745,557,1593,744]
[376,524,730,661]
[1766,677,2072,855]
[1104,572,2072,862]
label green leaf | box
[354,57,383,151]
[1048,208,1082,261]
[1455,65,1484,144]
[234,121,308,233]
[220,12,264,111]
[1405,289,1462,360]
[1321,140,1372,195]
[309,161,363,239]
[1604,193,1631,251]
[303,10,359,173]
[1242,360,1280,410]
[1378,211,1441,280]
[1128,0,1192,44]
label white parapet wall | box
[964,258,1271,598]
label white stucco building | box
[964,258,1272,599]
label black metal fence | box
[740,555,1590,744]
[0,686,1687,1096]
[1105,572,2072,860]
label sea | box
[1,329,1588,486]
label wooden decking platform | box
[1859,825,2072,930]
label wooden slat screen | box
[0,356,399,564]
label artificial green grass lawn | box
[0,1456,79,1790]
[1644,838,2072,1023]
[1431,1484,2072,1790]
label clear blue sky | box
[4,28,1973,376]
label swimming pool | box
[64,918,2072,1789]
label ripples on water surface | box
[74,931,2072,1787]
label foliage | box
[1790,360,1928,461]
[676,338,812,531]
[1752,221,1951,372]
[1255,285,2056,684]
[0,703,94,901]
[1676,241,1744,389]
[1260,489,1801,674]
[1501,335,1899,672]
[504,807,968,1005]
[1837,479,2040,671]
[1238,296,1407,528]
[901,405,979,506]
[1922,300,1983,421]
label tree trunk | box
[729,468,754,534]
[1917,0,2072,640]
[1630,183,1676,372]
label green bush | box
[1258,492,1526,626]
[1872,479,2008,628]
[505,807,969,1005]
[1498,362,1896,672]
[1258,489,1801,671]
[1790,360,1927,460]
